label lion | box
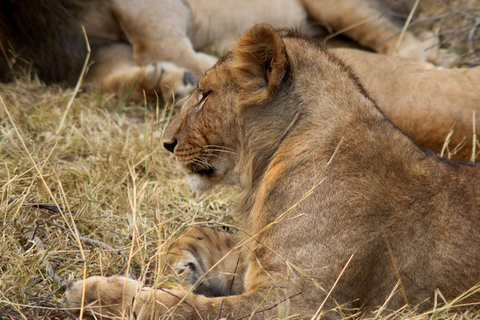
[1,0,445,103]
[65,24,480,319]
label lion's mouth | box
[193,166,215,176]
[190,162,215,176]
[182,151,237,192]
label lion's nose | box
[163,139,177,153]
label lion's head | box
[162,25,340,192]
[162,54,242,192]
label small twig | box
[324,17,375,43]
[216,301,224,320]
[46,263,68,286]
[450,136,467,159]
[311,254,355,319]
[468,18,480,60]
[61,308,78,320]
[107,228,129,238]
[0,221,14,232]
[78,235,124,255]
[25,234,44,254]
[10,197,76,215]
[119,266,137,280]
[32,203,76,215]
[472,111,477,162]
[0,39,13,71]
[214,249,242,319]
[382,230,410,310]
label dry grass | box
[417,0,479,67]
[0,80,238,319]
[1,80,480,320]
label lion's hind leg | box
[302,0,436,63]
[112,0,218,77]
[87,44,197,103]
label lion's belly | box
[186,0,312,55]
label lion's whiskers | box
[203,151,228,161]
[205,149,237,155]
[203,145,237,154]
[193,157,213,171]
[203,144,234,150]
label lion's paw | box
[144,62,198,103]
[417,30,458,67]
[393,32,431,62]
[392,30,458,67]
[426,48,459,68]
[64,275,141,319]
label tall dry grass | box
[0,80,238,319]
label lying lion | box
[2,1,479,162]
[1,0,444,101]
[65,25,480,319]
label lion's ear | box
[232,24,288,105]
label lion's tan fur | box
[332,48,480,161]
[165,227,246,297]
[65,25,480,319]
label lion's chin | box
[185,164,239,193]
[187,174,216,193]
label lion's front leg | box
[65,275,272,320]
[87,44,198,103]
[65,276,186,319]
[166,227,246,297]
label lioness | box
[65,25,480,319]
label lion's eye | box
[197,91,211,109]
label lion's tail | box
[0,0,90,85]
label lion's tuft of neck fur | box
[231,25,413,232]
